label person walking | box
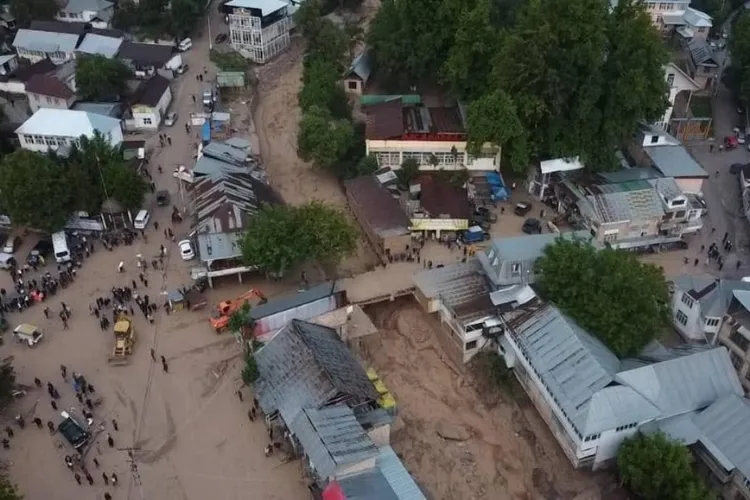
[111,472,118,486]
[4,426,12,438]
[33,417,42,429]
[60,364,67,379]
[85,472,94,485]
[93,457,100,468]
[50,400,58,410]
[47,421,55,433]
[105,492,112,500]
[111,419,118,431]
[74,473,82,485]
[162,359,169,373]
[102,472,109,485]
[150,348,156,361]
[107,433,114,448]
[34,377,42,388]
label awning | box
[539,157,584,174]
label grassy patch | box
[210,50,250,72]
[690,96,712,118]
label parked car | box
[58,411,90,450]
[178,38,192,51]
[27,238,53,265]
[178,240,195,260]
[514,202,532,216]
[215,33,228,44]
[2,236,21,254]
[725,135,739,150]
[462,226,491,243]
[473,206,497,223]
[156,190,171,206]
[176,64,189,75]
[164,112,177,127]
[522,218,542,234]
[731,163,746,175]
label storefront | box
[410,218,469,240]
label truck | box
[109,314,136,364]
[462,225,490,244]
[209,289,267,332]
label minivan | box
[178,38,192,51]
[134,210,150,230]
[52,231,70,263]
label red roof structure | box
[322,481,346,500]
[365,98,466,142]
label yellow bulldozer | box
[109,314,136,365]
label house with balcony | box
[225,0,291,64]
[500,301,743,470]
[56,0,114,29]
[364,98,501,171]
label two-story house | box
[56,0,114,29]
[116,41,180,79]
[15,108,122,154]
[226,0,292,64]
[500,300,744,471]
[655,62,701,131]
[13,29,80,64]
[685,38,721,90]
[25,73,75,113]
[125,74,171,130]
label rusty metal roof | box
[414,175,470,220]
[344,176,409,237]
[365,98,403,140]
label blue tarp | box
[486,171,509,201]
[201,121,211,144]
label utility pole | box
[117,446,145,500]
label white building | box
[500,302,743,470]
[13,29,79,64]
[56,0,114,29]
[226,0,291,64]
[655,62,701,131]
[15,108,123,153]
[126,75,171,130]
[365,98,500,171]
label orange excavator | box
[209,289,267,333]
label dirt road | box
[361,299,625,500]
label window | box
[347,81,358,90]
[731,351,743,370]
[46,96,52,104]
[143,117,152,125]
[615,422,639,432]
[465,340,477,351]
[697,27,706,33]
[675,310,688,326]
[650,134,659,144]
[706,318,720,328]
[511,263,521,274]
[730,330,750,352]
[667,73,675,87]
[583,433,601,442]
[44,136,55,146]
[681,294,694,308]
[603,233,618,243]
[54,98,60,105]
[33,94,39,101]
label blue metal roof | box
[249,282,337,320]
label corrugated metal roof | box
[60,0,113,14]
[203,141,251,166]
[512,305,625,436]
[255,320,378,424]
[249,282,336,320]
[337,469,398,500]
[688,39,718,66]
[345,50,372,83]
[344,176,410,238]
[77,33,122,58]
[15,108,121,139]
[196,231,243,262]
[671,276,750,317]
[376,446,427,500]
[225,0,287,15]
[290,405,379,480]
[13,29,80,54]
[615,347,743,417]
[588,186,664,224]
[598,167,662,184]
[644,145,709,178]
[693,394,750,478]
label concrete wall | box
[671,288,707,342]
[28,92,74,113]
[366,139,500,171]
[366,424,390,447]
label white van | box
[134,210,150,230]
[178,38,192,52]
[52,231,70,263]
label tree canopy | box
[0,133,147,231]
[0,360,16,409]
[298,105,355,171]
[76,55,131,102]
[10,0,57,27]
[618,432,713,500]
[113,0,203,38]
[367,0,668,171]
[535,237,670,357]
[0,474,22,500]
[732,13,750,104]
[241,202,357,276]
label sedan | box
[164,112,177,127]
[176,64,189,75]
[731,163,746,175]
[514,201,532,216]
[522,218,542,234]
[178,240,195,260]
[215,33,228,44]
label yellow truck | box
[109,315,136,365]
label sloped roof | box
[688,39,718,67]
[588,186,664,223]
[132,74,170,107]
[365,99,403,140]
[203,141,250,166]
[117,41,174,66]
[15,108,121,139]
[249,282,337,320]
[344,176,410,238]
[13,29,80,54]
[615,347,743,417]
[671,275,750,317]
[345,50,372,83]
[414,175,470,220]
[374,446,426,500]
[12,58,56,83]
[331,469,398,500]
[30,20,88,35]
[644,145,709,178]
[77,33,122,58]
[25,73,74,99]
[693,394,750,479]
[684,7,712,27]
[255,319,378,424]
[59,0,114,14]
[289,405,379,480]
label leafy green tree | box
[492,0,667,170]
[466,90,528,174]
[294,0,324,38]
[66,133,122,213]
[732,13,750,103]
[441,0,500,100]
[0,150,71,232]
[397,158,419,188]
[169,0,201,37]
[536,238,670,357]
[354,155,379,177]
[618,432,713,500]
[103,164,148,212]
[228,302,254,339]
[307,18,348,70]
[298,105,354,171]
[241,350,259,385]
[76,55,131,101]
[299,57,350,119]
[9,0,57,27]
[113,0,141,31]
[0,474,22,500]
[242,202,356,276]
